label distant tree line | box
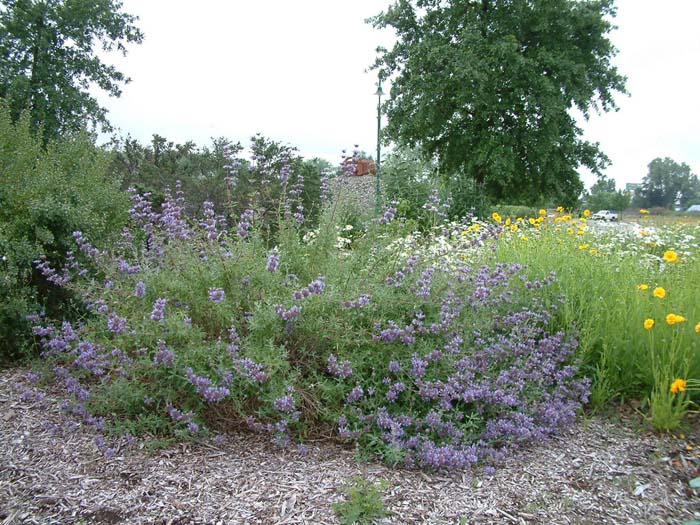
[584,157,700,212]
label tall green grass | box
[494,217,700,425]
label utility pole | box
[375,79,383,215]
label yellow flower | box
[637,284,649,291]
[590,248,599,255]
[583,209,591,217]
[640,208,649,214]
[666,313,687,325]
[644,318,654,330]
[510,224,518,232]
[578,244,589,250]
[528,217,537,225]
[567,228,574,235]
[492,212,502,223]
[670,378,687,394]
[663,250,678,263]
[520,235,529,241]
[696,322,700,333]
[556,206,565,213]
[639,230,649,236]
[539,209,546,216]
[653,287,666,299]
[461,230,468,236]
[505,217,511,226]
[577,229,586,235]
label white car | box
[590,210,618,221]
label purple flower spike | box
[266,249,280,273]
[150,298,167,322]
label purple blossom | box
[167,405,195,423]
[185,368,230,403]
[237,209,254,238]
[375,201,398,225]
[385,382,406,402]
[134,281,146,297]
[346,385,364,404]
[343,294,371,309]
[327,354,353,378]
[117,258,140,274]
[150,298,167,322]
[274,304,301,321]
[274,393,296,413]
[266,249,279,273]
[73,231,101,261]
[233,358,267,383]
[106,313,126,334]
[200,201,222,242]
[159,183,192,240]
[153,340,175,366]
[208,287,225,304]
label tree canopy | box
[586,175,629,211]
[370,0,627,206]
[0,0,143,142]
[636,157,700,210]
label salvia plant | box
[26,153,591,470]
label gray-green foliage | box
[0,0,143,142]
[369,0,627,207]
[332,476,390,525]
[0,104,129,363]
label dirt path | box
[1,367,698,524]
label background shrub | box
[0,104,129,364]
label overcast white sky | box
[97,0,700,191]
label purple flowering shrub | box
[27,178,589,469]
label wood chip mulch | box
[1,367,698,524]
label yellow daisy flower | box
[670,378,686,394]
[666,313,687,325]
[653,287,666,299]
[663,250,678,263]
[644,319,654,329]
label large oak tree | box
[370,0,627,206]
